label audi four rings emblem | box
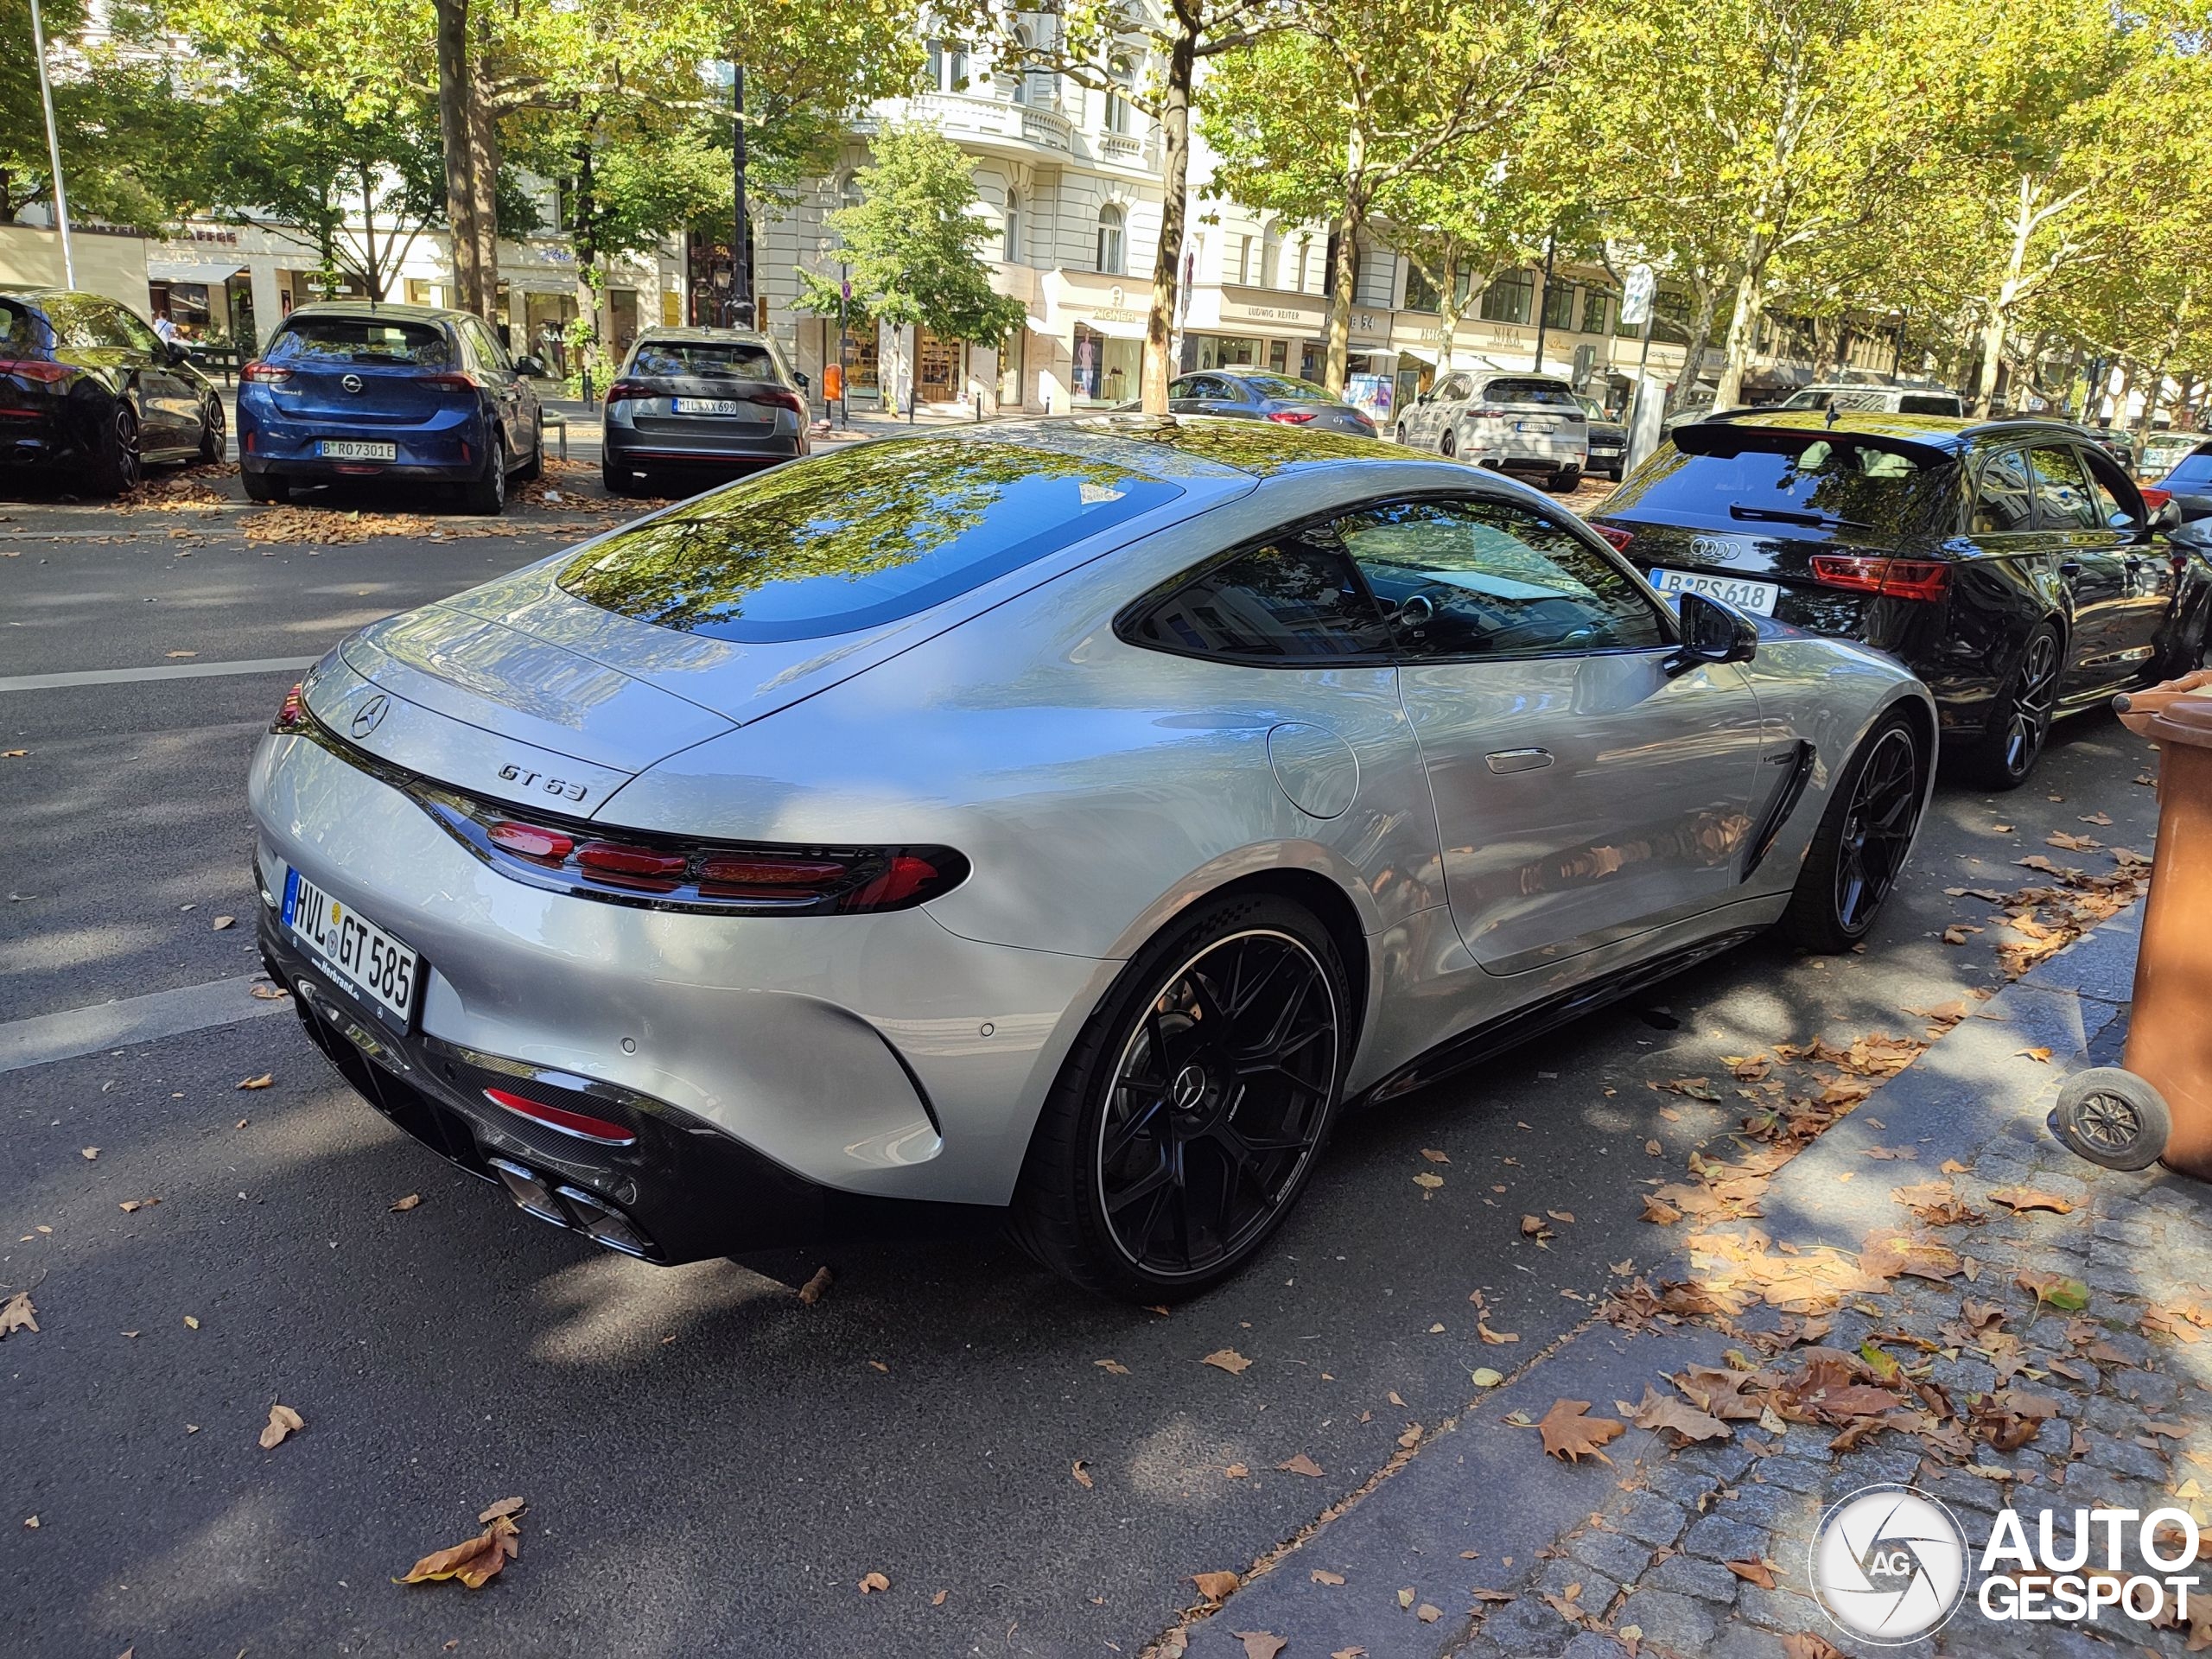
[341,372,365,394]
[350,695,389,739]
[1689,534,1743,562]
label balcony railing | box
[888,91,1074,154]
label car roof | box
[0,287,120,307]
[280,300,461,326]
[632,327,776,346]
[1694,409,2102,455]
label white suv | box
[1395,371,1589,491]
[1778,385,1965,416]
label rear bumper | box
[238,398,489,480]
[603,431,807,467]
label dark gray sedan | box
[601,327,812,494]
[1166,367,1376,436]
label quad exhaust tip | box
[486,1157,654,1259]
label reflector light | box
[240,361,292,384]
[576,841,689,883]
[1265,409,1317,424]
[1592,524,1636,554]
[482,1086,637,1146]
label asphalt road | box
[0,462,2168,1658]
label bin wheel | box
[2049,1067,2171,1171]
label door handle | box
[1486,747,1553,774]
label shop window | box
[1268,340,1287,372]
[1479,270,1534,325]
[1096,204,1126,276]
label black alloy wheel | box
[1831,725,1921,933]
[463,430,505,515]
[1096,929,1338,1280]
[197,397,226,464]
[1010,893,1350,1300]
[1969,624,2062,790]
[1780,711,1926,953]
[90,404,142,495]
[1440,427,1458,458]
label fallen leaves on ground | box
[1276,1453,1324,1478]
[1190,1570,1241,1600]
[1726,1559,1777,1589]
[1628,1383,1732,1443]
[1987,1185,2074,1214]
[389,1193,423,1213]
[858,1571,890,1593]
[236,1073,273,1090]
[1,1293,36,1338]
[1202,1348,1253,1376]
[1414,1171,1444,1192]
[1536,1399,1625,1462]
[1233,1634,1287,1659]
[795,1267,833,1305]
[1782,1634,1846,1659]
[398,1512,522,1590]
[258,1402,304,1449]
[2016,1270,2090,1312]
[248,982,289,1001]
[1071,1459,1093,1489]
[1420,1147,1449,1163]
[1893,1180,1986,1228]
[1311,1567,1345,1585]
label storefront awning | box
[1073,313,1149,340]
[149,260,245,283]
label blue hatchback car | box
[237,302,545,514]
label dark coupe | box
[1166,367,1377,436]
[0,287,226,494]
[1591,411,2209,787]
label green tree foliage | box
[795,121,1025,348]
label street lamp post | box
[730,61,752,326]
[28,0,76,290]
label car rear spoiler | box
[1669,417,1957,467]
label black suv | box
[0,287,226,494]
[1592,412,2208,787]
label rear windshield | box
[0,301,36,353]
[558,437,1183,642]
[1898,393,1963,416]
[628,340,780,379]
[1618,435,1957,542]
[2167,450,2212,487]
[1482,378,1578,409]
[267,318,451,366]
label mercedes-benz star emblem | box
[341,372,364,394]
[350,694,389,739]
[1172,1064,1208,1112]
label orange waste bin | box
[2051,669,2212,1173]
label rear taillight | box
[420,372,482,393]
[0,358,72,385]
[430,798,969,916]
[752,387,807,417]
[1470,406,1506,420]
[1267,409,1317,424]
[1810,555,1949,602]
[1592,524,1636,554]
[240,360,292,384]
[482,1087,637,1147]
[604,379,649,405]
[271,681,309,734]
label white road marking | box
[0,973,292,1073]
[0,657,315,693]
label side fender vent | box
[1742,741,1815,881]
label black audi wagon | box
[1590,412,2209,787]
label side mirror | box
[2151,499,2183,535]
[513,355,546,378]
[166,340,192,365]
[1667,589,1758,675]
[794,372,811,390]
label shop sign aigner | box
[1808,1484,2211,1644]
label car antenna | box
[1824,404,1840,429]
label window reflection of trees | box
[558,439,1151,636]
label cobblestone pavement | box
[1175,906,2212,1659]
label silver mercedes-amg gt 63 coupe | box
[249,417,1936,1300]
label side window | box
[1181,375,1232,401]
[1337,497,1667,658]
[2077,451,2135,530]
[104,304,161,353]
[1435,373,1471,403]
[464,319,510,371]
[2028,445,2098,531]
[1126,535,1393,664]
[1971,448,2035,534]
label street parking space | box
[0,480,2175,1656]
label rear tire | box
[1008,893,1351,1302]
[1779,710,1926,953]
[1962,622,2062,790]
[601,454,633,495]
[1440,427,1458,459]
[1554,466,1584,493]
[86,403,141,496]
[242,469,289,503]
[461,430,506,515]
[196,397,226,464]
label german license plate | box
[282,868,420,1027]
[1516,421,1553,434]
[317,440,397,461]
[673,398,746,416]
[1648,567,1779,616]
